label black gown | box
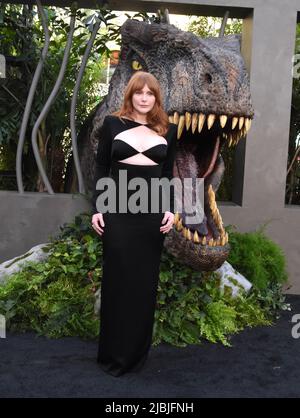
[91,115,177,377]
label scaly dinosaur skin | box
[69,18,255,271]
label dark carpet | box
[0,295,300,398]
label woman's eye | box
[132,60,143,70]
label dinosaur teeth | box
[207,114,216,130]
[192,113,198,133]
[244,117,251,132]
[198,113,206,133]
[177,115,185,139]
[185,112,192,131]
[239,116,245,130]
[219,115,227,128]
[193,230,200,243]
[208,184,225,237]
[174,211,228,246]
[169,112,252,143]
[232,116,239,130]
[173,111,179,125]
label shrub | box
[0,214,290,346]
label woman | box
[91,71,177,377]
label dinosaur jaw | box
[163,111,252,271]
[170,111,251,145]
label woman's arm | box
[91,116,112,213]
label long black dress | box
[91,115,177,377]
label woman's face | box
[131,83,156,115]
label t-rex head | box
[85,18,254,271]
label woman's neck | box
[130,111,148,124]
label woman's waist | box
[110,161,162,181]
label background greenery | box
[0,214,290,346]
[1,5,299,203]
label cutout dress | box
[91,115,177,377]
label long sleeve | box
[161,123,177,213]
[91,116,112,213]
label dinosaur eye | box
[132,60,143,70]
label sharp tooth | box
[207,114,216,130]
[174,212,180,224]
[225,232,229,243]
[177,115,185,139]
[245,118,252,132]
[176,218,183,231]
[218,212,223,225]
[173,111,179,125]
[202,236,206,245]
[169,115,174,123]
[239,116,245,130]
[232,132,239,146]
[219,115,227,128]
[232,116,238,130]
[193,230,200,243]
[187,228,192,240]
[192,113,198,133]
[208,238,214,246]
[221,235,226,246]
[185,112,192,131]
[198,113,206,133]
[216,236,221,246]
[228,134,233,147]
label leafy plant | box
[225,223,288,290]
[0,214,290,347]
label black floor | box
[0,295,300,398]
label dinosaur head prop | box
[86,18,254,271]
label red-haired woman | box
[91,71,177,377]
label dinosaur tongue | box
[202,136,220,178]
[174,134,221,238]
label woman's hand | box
[92,213,105,236]
[160,211,175,234]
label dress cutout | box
[91,115,177,377]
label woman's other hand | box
[92,213,105,236]
[160,211,175,234]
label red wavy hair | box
[112,71,169,137]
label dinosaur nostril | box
[204,73,213,84]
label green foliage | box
[0,214,290,347]
[187,16,242,38]
[226,224,288,290]
[153,263,272,348]
[0,214,102,338]
[286,23,300,205]
[0,4,119,191]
